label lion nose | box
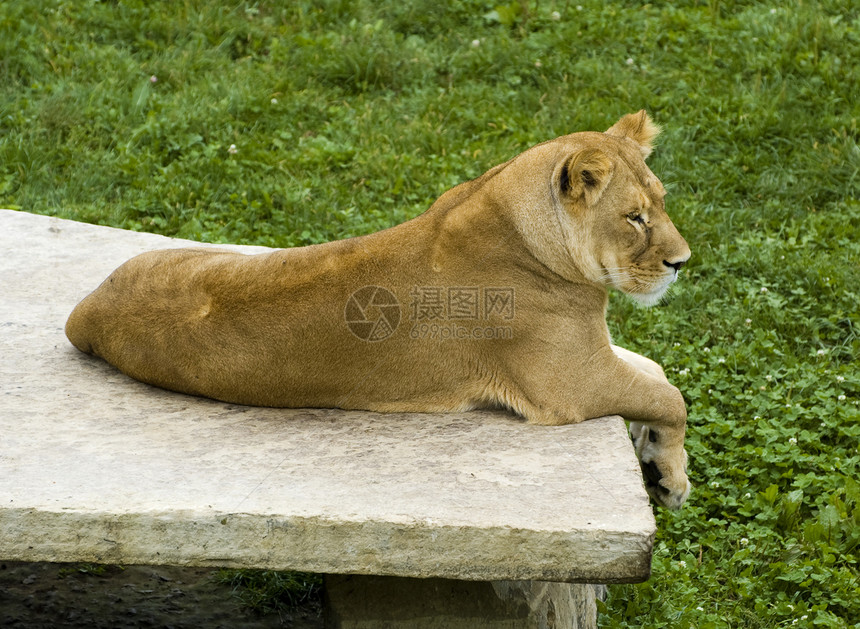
[663,257,688,272]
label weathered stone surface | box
[0,210,655,583]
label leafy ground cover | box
[2,1,858,627]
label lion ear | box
[560,147,614,207]
[606,110,660,159]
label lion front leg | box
[501,343,692,508]
[612,345,692,510]
[629,421,691,510]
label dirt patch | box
[0,562,324,628]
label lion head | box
[491,111,690,306]
[558,111,690,305]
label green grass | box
[215,568,322,615]
[2,1,858,626]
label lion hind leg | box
[65,295,97,355]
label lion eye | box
[627,212,645,226]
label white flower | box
[745,318,752,325]
[228,144,238,155]
[471,39,481,48]
[717,357,726,364]
[838,394,846,401]
[740,537,749,546]
[760,287,769,293]
[703,347,710,353]
[817,349,826,356]
[710,481,720,488]
[745,493,751,499]
[836,375,845,382]
[551,10,561,20]
[765,375,773,381]
[674,342,681,347]
[534,60,542,68]
[679,368,690,376]
[150,75,158,83]
[576,5,583,10]
[696,606,704,612]
[770,8,778,14]
[789,437,798,445]
[271,98,278,104]
[626,58,634,65]
[678,560,687,568]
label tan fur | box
[66,111,692,509]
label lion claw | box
[630,422,691,510]
[639,459,691,510]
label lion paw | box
[630,422,691,510]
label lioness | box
[66,111,691,509]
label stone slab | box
[0,210,655,583]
